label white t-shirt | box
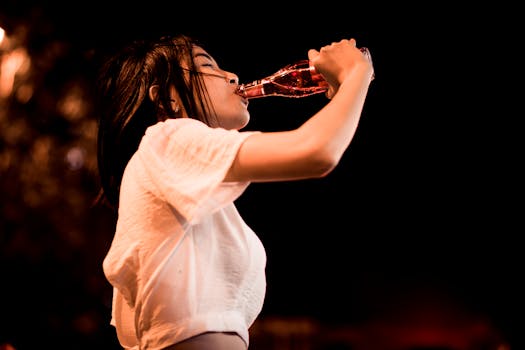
[102,118,267,350]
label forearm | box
[298,67,373,165]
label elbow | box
[307,150,340,178]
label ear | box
[148,85,159,102]
[149,85,181,113]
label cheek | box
[207,82,229,101]
[206,82,232,111]
[204,78,224,94]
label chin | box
[238,115,250,129]
[222,114,250,130]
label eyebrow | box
[194,52,213,61]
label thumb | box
[307,49,319,61]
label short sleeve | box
[137,118,258,223]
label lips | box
[235,85,246,98]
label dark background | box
[0,1,521,349]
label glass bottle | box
[236,47,372,99]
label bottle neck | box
[236,80,266,99]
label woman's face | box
[187,46,250,130]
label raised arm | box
[225,38,375,183]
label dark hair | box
[95,34,217,209]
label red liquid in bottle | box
[237,60,329,99]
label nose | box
[226,73,239,85]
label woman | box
[96,33,374,350]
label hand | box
[308,39,373,98]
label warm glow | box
[58,84,88,121]
[0,47,30,98]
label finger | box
[325,86,335,100]
[307,49,319,61]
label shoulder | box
[140,118,209,151]
[145,118,208,138]
[140,118,259,158]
